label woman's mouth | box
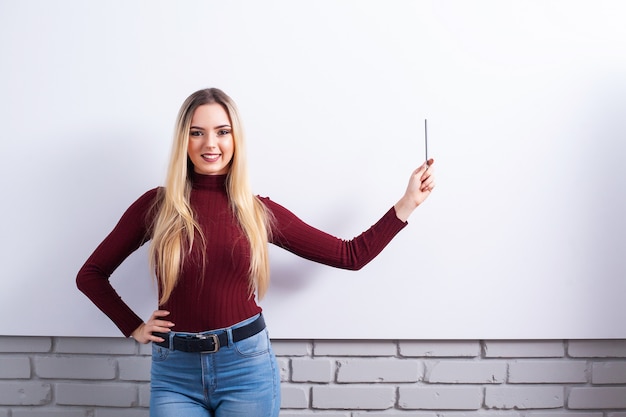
[201,153,221,162]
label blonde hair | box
[149,88,273,304]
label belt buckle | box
[197,333,220,353]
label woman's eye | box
[218,129,231,136]
[190,130,203,137]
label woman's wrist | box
[131,323,145,341]
[394,195,418,222]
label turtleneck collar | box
[191,171,228,191]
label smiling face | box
[187,103,235,175]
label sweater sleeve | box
[261,197,408,270]
[76,188,160,337]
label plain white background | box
[1,0,625,338]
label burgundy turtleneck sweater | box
[77,173,407,337]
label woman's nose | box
[205,133,218,147]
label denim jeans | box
[150,314,280,417]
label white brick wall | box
[1,337,625,415]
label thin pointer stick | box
[424,119,429,162]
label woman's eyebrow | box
[189,124,231,130]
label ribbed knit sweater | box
[77,173,407,337]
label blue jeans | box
[150,314,280,417]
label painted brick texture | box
[0,337,625,414]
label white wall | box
[1,0,625,339]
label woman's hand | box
[394,158,435,222]
[131,310,175,344]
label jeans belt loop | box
[226,327,234,347]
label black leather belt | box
[153,314,265,353]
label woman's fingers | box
[420,175,435,192]
[134,310,174,343]
[150,309,171,320]
[148,311,174,334]
[418,159,435,192]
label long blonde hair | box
[149,88,273,304]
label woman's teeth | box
[202,154,220,162]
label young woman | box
[77,88,435,417]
